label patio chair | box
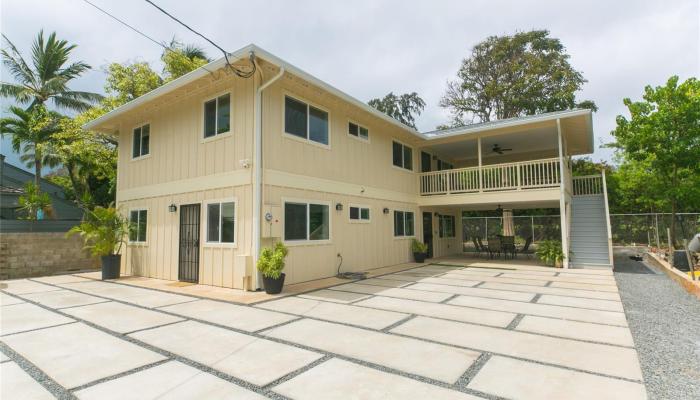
[476,237,488,258]
[501,236,516,259]
[518,236,534,259]
[471,237,484,258]
[487,237,502,259]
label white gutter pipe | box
[252,63,285,290]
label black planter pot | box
[262,273,286,294]
[101,254,121,280]
[413,252,427,263]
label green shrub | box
[535,240,565,267]
[411,239,428,253]
[18,182,52,220]
[257,242,288,279]
[67,206,129,257]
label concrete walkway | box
[1,260,647,399]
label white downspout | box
[557,119,569,268]
[252,62,285,290]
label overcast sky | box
[1,0,698,170]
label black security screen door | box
[423,212,433,258]
[178,204,201,283]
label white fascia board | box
[422,109,592,141]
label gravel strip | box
[613,247,700,400]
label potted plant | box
[257,242,289,294]
[411,239,429,263]
[535,240,565,268]
[67,206,130,280]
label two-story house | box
[85,44,613,291]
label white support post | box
[477,137,483,192]
[557,119,570,268]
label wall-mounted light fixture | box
[434,212,440,217]
[168,204,177,213]
[335,203,343,211]
[383,208,390,214]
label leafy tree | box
[104,62,162,105]
[368,92,425,129]
[440,30,596,124]
[0,30,102,111]
[161,38,210,81]
[610,76,700,247]
[0,105,60,187]
[18,182,52,220]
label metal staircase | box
[570,175,613,269]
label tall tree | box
[368,92,426,129]
[0,30,102,112]
[610,76,700,247]
[440,30,596,124]
[161,38,210,81]
[0,105,59,187]
[103,62,162,105]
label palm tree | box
[0,30,102,112]
[0,105,59,187]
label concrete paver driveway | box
[0,261,647,399]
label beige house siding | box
[262,185,420,285]
[260,74,420,195]
[120,185,252,289]
[116,73,255,193]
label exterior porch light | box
[168,204,177,213]
[335,203,343,211]
[383,208,390,214]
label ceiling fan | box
[491,144,513,154]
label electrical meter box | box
[262,204,281,238]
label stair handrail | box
[601,169,614,266]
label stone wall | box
[0,232,99,280]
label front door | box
[422,212,433,258]
[178,204,201,283]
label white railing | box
[419,158,561,195]
[572,175,603,196]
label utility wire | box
[81,0,167,51]
[80,0,217,76]
[143,0,255,78]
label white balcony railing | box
[572,175,603,195]
[419,157,561,196]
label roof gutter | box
[252,62,285,290]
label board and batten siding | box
[114,71,256,289]
[116,73,255,192]
[120,186,252,289]
[260,74,420,196]
[263,185,420,285]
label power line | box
[81,0,167,51]
[80,0,218,76]
[143,0,255,78]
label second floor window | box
[204,93,231,138]
[285,95,329,146]
[439,215,456,238]
[394,210,415,237]
[132,124,150,158]
[392,141,413,170]
[129,209,147,243]
[348,122,369,141]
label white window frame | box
[439,214,456,238]
[282,92,331,150]
[347,119,370,143]
[348,204,371,223]
[393,209,416,239]
[391,139,413,172]
[131,122,151,160]
[128,207,148,245]
[202,197,237,247]
[282,198,332,246]
[201,91,233,142]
